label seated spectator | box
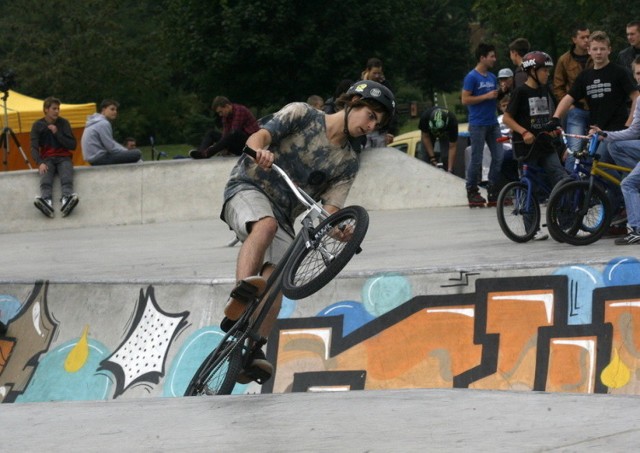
[306,95,324,110]
[323,79,353,114]
[81,100,142,166]
[30,96,79,218]
[616,161,640,244]
[189,96,259,159]
[123,137,137,149]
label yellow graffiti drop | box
[64,325,90,373]
[601,348,631,389]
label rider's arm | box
[461,89,496,106]
[625,91,639,127]
[245,129,274,169]
[501,112,525,135]
[553,93,575,120]
[421,132,437,163]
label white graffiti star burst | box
[98,286,188,398]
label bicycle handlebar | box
[243,145,329,220]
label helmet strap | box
[342,106,362,152]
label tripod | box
[1,90,32,171]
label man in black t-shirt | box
[554,31,638,162]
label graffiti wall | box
[1,256,640,403]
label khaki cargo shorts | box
[223,189,293,265]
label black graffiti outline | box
[263,275,623,394]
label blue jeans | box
[467,124,503,189]
[608,139,640,170]
[563,107,589,171]
[621,161,640,231]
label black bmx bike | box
[184,146,369,396]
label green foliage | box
[472,0,640,62]
[7,0,637,148]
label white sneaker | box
[534,228,549,241]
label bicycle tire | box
[496,181,540,243]
[184,339,243,396]
[282,205,369,300]
[546,180,611,246]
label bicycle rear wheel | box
[184,339,243,396]
[546,180,611,246]
[496,181,540,243]
[282,205,368,300]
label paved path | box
[2,388,639,451]
[0,206,631,284]
[2,205,639,451]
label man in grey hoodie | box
[81,99,142,165]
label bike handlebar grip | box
[588,133,599,156]
[243,145,258,159]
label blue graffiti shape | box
[317,301,375,336]
[98,286,188,398]
[362,274,413,317]
[553,265,604,325]
[603,257,640,287]
[165,326,249,397]
[279,295,296,319]
[0,294,22,325]
[15,339,112,402]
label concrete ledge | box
[0,148,467,234]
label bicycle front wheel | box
[496,181,540,243]
[184,339,243,396]
[282,205,369,300]
[546,180,611,246]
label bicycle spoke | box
[293,228,350,286]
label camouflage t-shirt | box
[222,102,359,235]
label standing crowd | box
[451,22,640,245]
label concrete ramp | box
[0,148,466,234]
[1,389,639,451]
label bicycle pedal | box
[224,276,267,320]
[237,366,272,385]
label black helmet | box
[521,51,554,71]
[428,107,449,131]
[346,80,396,117]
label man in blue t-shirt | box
[461,43,504,207]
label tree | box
[390,0,473,102]
[472,0,640,64]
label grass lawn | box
[139,144,193,161]
[139,115,423,159]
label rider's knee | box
[248,216,278,239]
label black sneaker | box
[486,185,499,207]
[237,348,273,385]
[34,196,54,218]
[467,188,486,208]
[189,148,210,159]
[614,229,640,245]
[61,193,79,217]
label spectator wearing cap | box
[497,67,514,99]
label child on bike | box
[502,51,569,240]
[218,80,396,384]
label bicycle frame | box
[588,160,632,186]
[193,146,339,387]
